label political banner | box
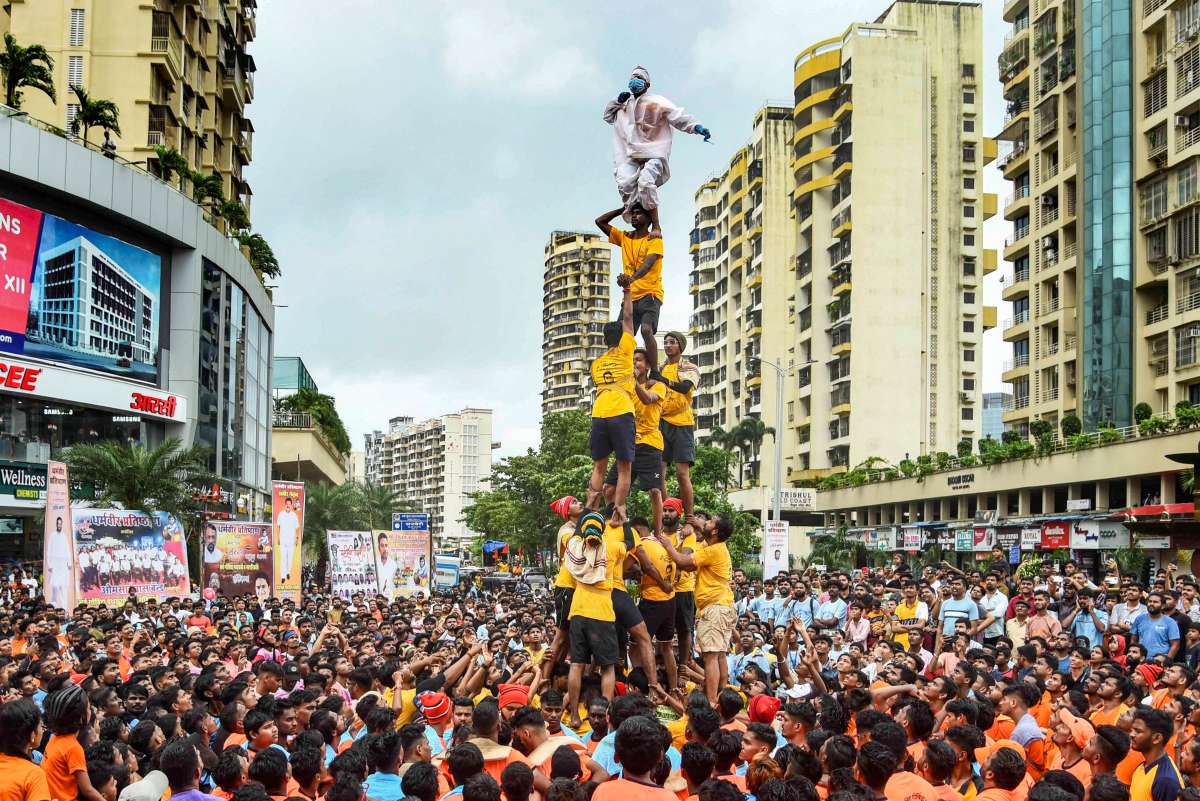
[328,530,379,600]
[375,523,431,600]
[42,460,75,609]
[272,481,305,601]
[763,520,789,579]
[73,509,189,605]
[201,521,273,602]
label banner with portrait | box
[42,461,75,609]
[327,530,379,600]
[374,522,431,601]
[272,481,305,601]
[201,521,273,602]
[73,509,190,605]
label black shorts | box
[612,588,644,630]
[632,296,662,334]
[569,616,619,666]
[590,414,636,462]
[675,591,696,639]
[554,586,575,630]
[661,421,696,465]
[639,597,677,642]
[605,443,663,491]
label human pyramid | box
[542,65,737,726]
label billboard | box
[0,196,162,382]
[377,517,431,600]
[762,520,788,579]
[73,508,189,604]
[201,521,273,601]
[272,481,305,601]
[42,461,75,609]
[328,530,379,600]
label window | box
[964,349,976,362]
[964,118,976,132]
[67,56,82,89]
[963,377,976,391]
[962,407,975,420]
[964,90,976,104]
[963,320,976,333]
[964,204,976,218]
[65,103,79,133]
[964,290,976,304]
[1142,177,1168,222]
[963,64,976,79]
[69,9,85,46]
[963,258,977,275]
[1180,161,1198,205]
[964,176,976,190]
[964,233,976,246]
[963,144,976,162]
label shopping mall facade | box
[0,111,273,560]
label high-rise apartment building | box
[366,409,493,549]
[688,105,794,486]
[542,231,610,417]
[982,392,1013,441]
[1,1,257,215]
[785,1,998,480]
[996,0,1082,434]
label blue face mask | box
[628,78,646,94]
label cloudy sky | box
[250,0,1008,457]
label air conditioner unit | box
[1041,195,1056,207]
[1177,115,1192,128]
[960,392,972,402]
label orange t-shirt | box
[720,720,747,733]
[0,753,51,801]
[885,772,937,801]
[592,778,678,801]
[907,741,927,767]
[1090,704,1128,729]
[1151,689,1173,711]
[1115,749,1144,784]
[43,734,85,801]
[987,717,1015,742]
[1032,694,1052,728]
[931,785,964,801]
[716,774,747,793]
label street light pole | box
[753,356,785,523]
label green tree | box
[237,232,281,279]
[735,417,774,482]
[301,481,365,563]
[191,172,225,205]
[1061,414,1082,437]
[360,480,412,530]
[276,387,352,455]
[152,145,190,187]
[218,200,250,233]
[0,33,55,110]
[63,438,212,522]
[67,85,120,147]
[707,425,741,489]
[1135,402,1153,423]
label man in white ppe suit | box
[604,66,711,235]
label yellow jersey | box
[554,522,576,589]
[635,380,666,449]
[693,540,734,610]
[659,361,698,427]
[609,229,664,301]
[568,534,625,623]
[591,332,636,418]
[604,523,630,593]
[637,534,675,602]
[672,529,699,593]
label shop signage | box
[902,528,922,550]
[1136,535,1172,549]
[995,528,1019,548]
[1069,523,1100,550]
[947,473,974,491]
[1020,527,1042,549]
[1092,521,1130,549]
[1066,499,1093,512]
[778,488,816,511]
[936,528,956,547]
[0,459,93,501]
[876,527,897,551]
[955,527,973,551]
[1041,521,1070,548]
[0,353,185,422]
[973,526,996,552]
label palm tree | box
[218,200,250,233]
[236,232,281,279]
[0,33,55,110]
[736,417,775,482]
[63,438,212,522]
[68,85,120,147]
[302,481,366,570]
[708,425,739,490]
[360,480,412,530]
[152,145,190,187]
[191,173,225,205]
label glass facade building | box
[1081,0,1133,428]
[272,357,318,398]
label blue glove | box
[617,91,631,103]
[696,125,712,142]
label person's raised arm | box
[441,643,480,689]
[655,529,697,572]
[620,284,634,335]
[634,381,661,405]
[595,208,623,239]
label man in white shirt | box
[1109,585,1148,633]
[276,497,301,582]
[375,531,397,601]
[44,516,72,608]
[977,571,1010,647]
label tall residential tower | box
[542,231,610,417]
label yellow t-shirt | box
[635,380,666,449]
[893,599,925,650]
[604,523,630,593]
[693,540,734,610]
[637,534,675,602]
[659,361,697,427]
[569,534,625,623]
[672,529,698,593]
[609,229,664,301]
[554,523,577,589]
[591,332,636,418]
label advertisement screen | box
[272,481,305,601]
[73,509,189,605]
[328,530,379,600]
[0,196,162,382]
[201,521,273,601]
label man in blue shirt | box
[1064,588,1108,649]
[1132,592,1181,660]
[813,584,848,635]
[938,577,980,636]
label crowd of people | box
[0,550,1192,801]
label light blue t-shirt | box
[1070,607,1109,649]
[365,772,404,801]
[816,598,848,630]
[594,730,681,777]
[1132,612,1180,658]
[938,597,979,636]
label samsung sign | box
[0,353,185,422]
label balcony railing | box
[1003,310,1030,330]
[1145,0,1167,15]
[1000,269,1030,288]
[1178,290,1200,314]
[1003,353,1030,371]
[1148,303,1170,324]
[1006,227,1031,248]
[1179,124,1200,153]
[1006,186,1031,207]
